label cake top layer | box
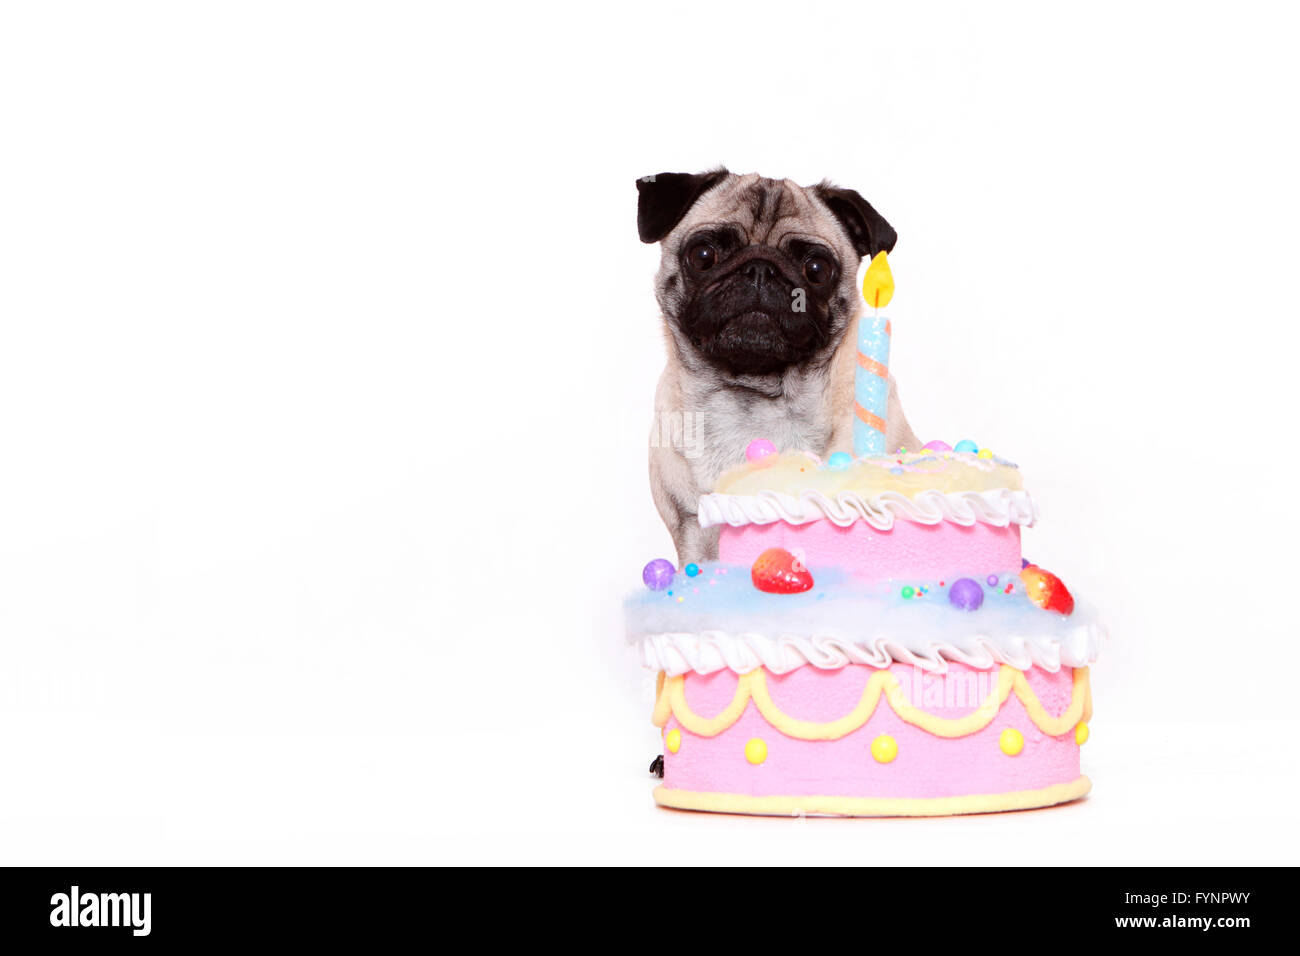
[700,448,1034,530]
[713,449,1023,497]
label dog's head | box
[638,168,896,378]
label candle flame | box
[861,251,894,310]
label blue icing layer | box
[625,563,1095,646]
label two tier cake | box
[626,446,1101,817]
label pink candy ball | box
[923,440,952,453]
[745,439,777,462]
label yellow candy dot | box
[977,448,993,459]
[665,728,681,753]
[999,728,1024,756]
[1075,722,1089,746]
[744,737,768,765]
[870,734,898,764]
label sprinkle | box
[676,596,684,603]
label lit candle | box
[853,252,894,457]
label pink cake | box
[627,447,1101,817]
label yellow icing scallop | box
[712,450,1024,497]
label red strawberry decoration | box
[751,547,814,594]
[1019,565,1075,615]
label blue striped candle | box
[853,314,890,457]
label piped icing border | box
[697,488,1037,530]
[651,665,1092,741]
[637,621,1102,676]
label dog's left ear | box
[636,168,729,243]
[814,183,898,259]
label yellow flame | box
[861,251,894,310]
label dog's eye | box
[687,242,717,272]
[803,256,832,284]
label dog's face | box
[638,169,896,378]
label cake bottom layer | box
[654,776,1090,818]
[653,661,1091,816]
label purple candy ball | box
[986,573,1000,586]
[949,577,985,611]
[642,558,676,591]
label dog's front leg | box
[649,442,719,567]
[673,518,718,567]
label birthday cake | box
[625,255,1101,818]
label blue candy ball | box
[642,558,676,591]
[949,577,985,611]
[684,562,700,577]
[954,439,979,454]
[826,452,853,471]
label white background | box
[2,1,1297,865]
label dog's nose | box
[742,258,778,285]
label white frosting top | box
[636,622,1102,677]
[698,487,1037,530]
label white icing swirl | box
[697,488,1038,530]
[637,622,1103,677]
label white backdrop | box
[1,1,1297,864]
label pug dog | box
[640,168,921,566]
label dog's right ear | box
[636,169,729,243]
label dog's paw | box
[648,754,664,778]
